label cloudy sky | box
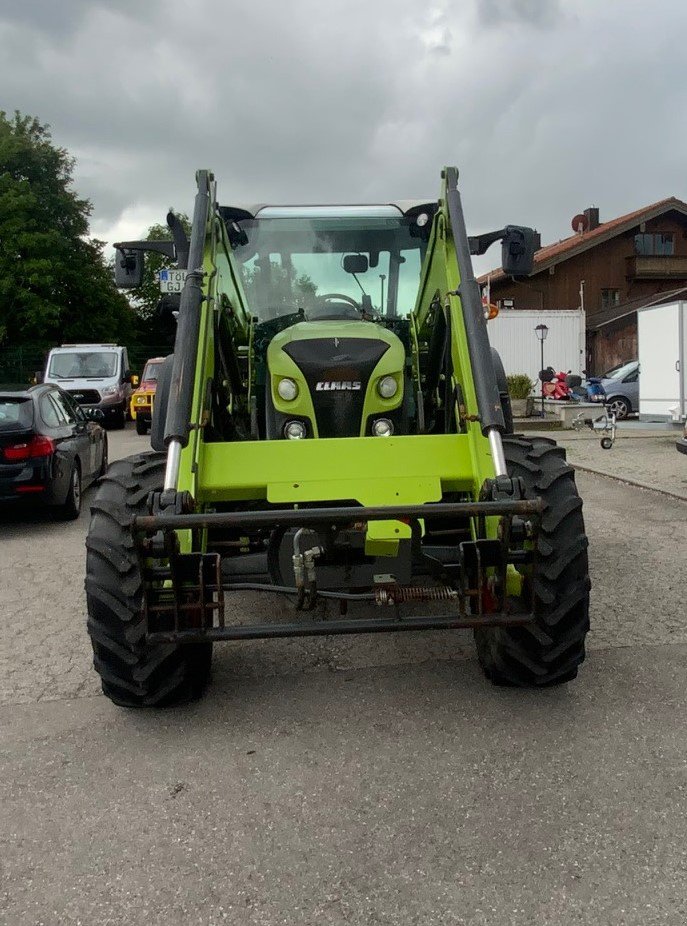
[1,0,685,273]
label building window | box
[601,288,620,309]
[634,232,674,256]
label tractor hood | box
[266,320,407,438]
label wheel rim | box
[72,468,81,510]
[607,398,628,419]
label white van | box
[43,344,134,429]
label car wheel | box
[55,463,82,521]
[606,396,631,420]
[111,405,126,430]
[135,416,148,436]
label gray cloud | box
[1,0,686,275]
[0,0,163,39]
[476,0,563,29]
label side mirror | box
[501,226,537,277]
[130,374,139,387]
[114,248,144,288]
[343,254,369,274]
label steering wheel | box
[316,293,362,312]
[308,292,362,321]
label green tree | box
[240,260,318,314]
[132,213,191,322]
[0,111,133,349]
[127,214,191,356]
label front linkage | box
[134,483,542,644]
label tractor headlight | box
[284,420,306,440]
[377,375,398,399]
[372,418,394,437]
[277,377,298,401]
[135,396,147,405]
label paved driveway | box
[1,426,686,925]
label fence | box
[0,344,171,385]
[0,347,47,385]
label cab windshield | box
[232,209,430,322]
[48,351,118,379]
[603,360,638,380]
[142,361,162,382]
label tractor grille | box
[67,389,101,405]
[283,338,388,437]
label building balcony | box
[626,255,687,279]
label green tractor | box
[86,167,590,707]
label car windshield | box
[0,397,34,430]
[232,210,429,321]
[142,361,162,382]
[48,351,118,379]
[603,361,638,380]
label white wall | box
[486,309,585,390]
[638,301,686,419]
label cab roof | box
[220,201,437,221]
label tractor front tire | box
[85,452,212,707]
[474,435,590,687]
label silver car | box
[600,360,639,420]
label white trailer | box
[637,301,687,421]
[486,309,585,389]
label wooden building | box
[479,198,687,373]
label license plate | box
[159,269,188,293]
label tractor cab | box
[227,204,436,440]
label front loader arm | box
[410,167,507,482]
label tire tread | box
[474,435,590,687]
[85,452,212,708]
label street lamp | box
[535,323,549,418]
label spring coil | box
[375,585,459,606]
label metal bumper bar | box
[135,498,542,533]
[147,610,532,643]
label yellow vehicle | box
[129,357,164,435]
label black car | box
[0,384,108,519]
[678,418,687,456]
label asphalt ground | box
[541,427,687,501]
[1,425,686,925]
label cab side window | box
[60,390,86,421]
[50,390,77,425]
[39,394,62,428]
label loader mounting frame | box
[136,495,541,644]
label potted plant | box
[507,374,535,418]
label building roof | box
[587,285,687,330]
[479,197,687,286]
